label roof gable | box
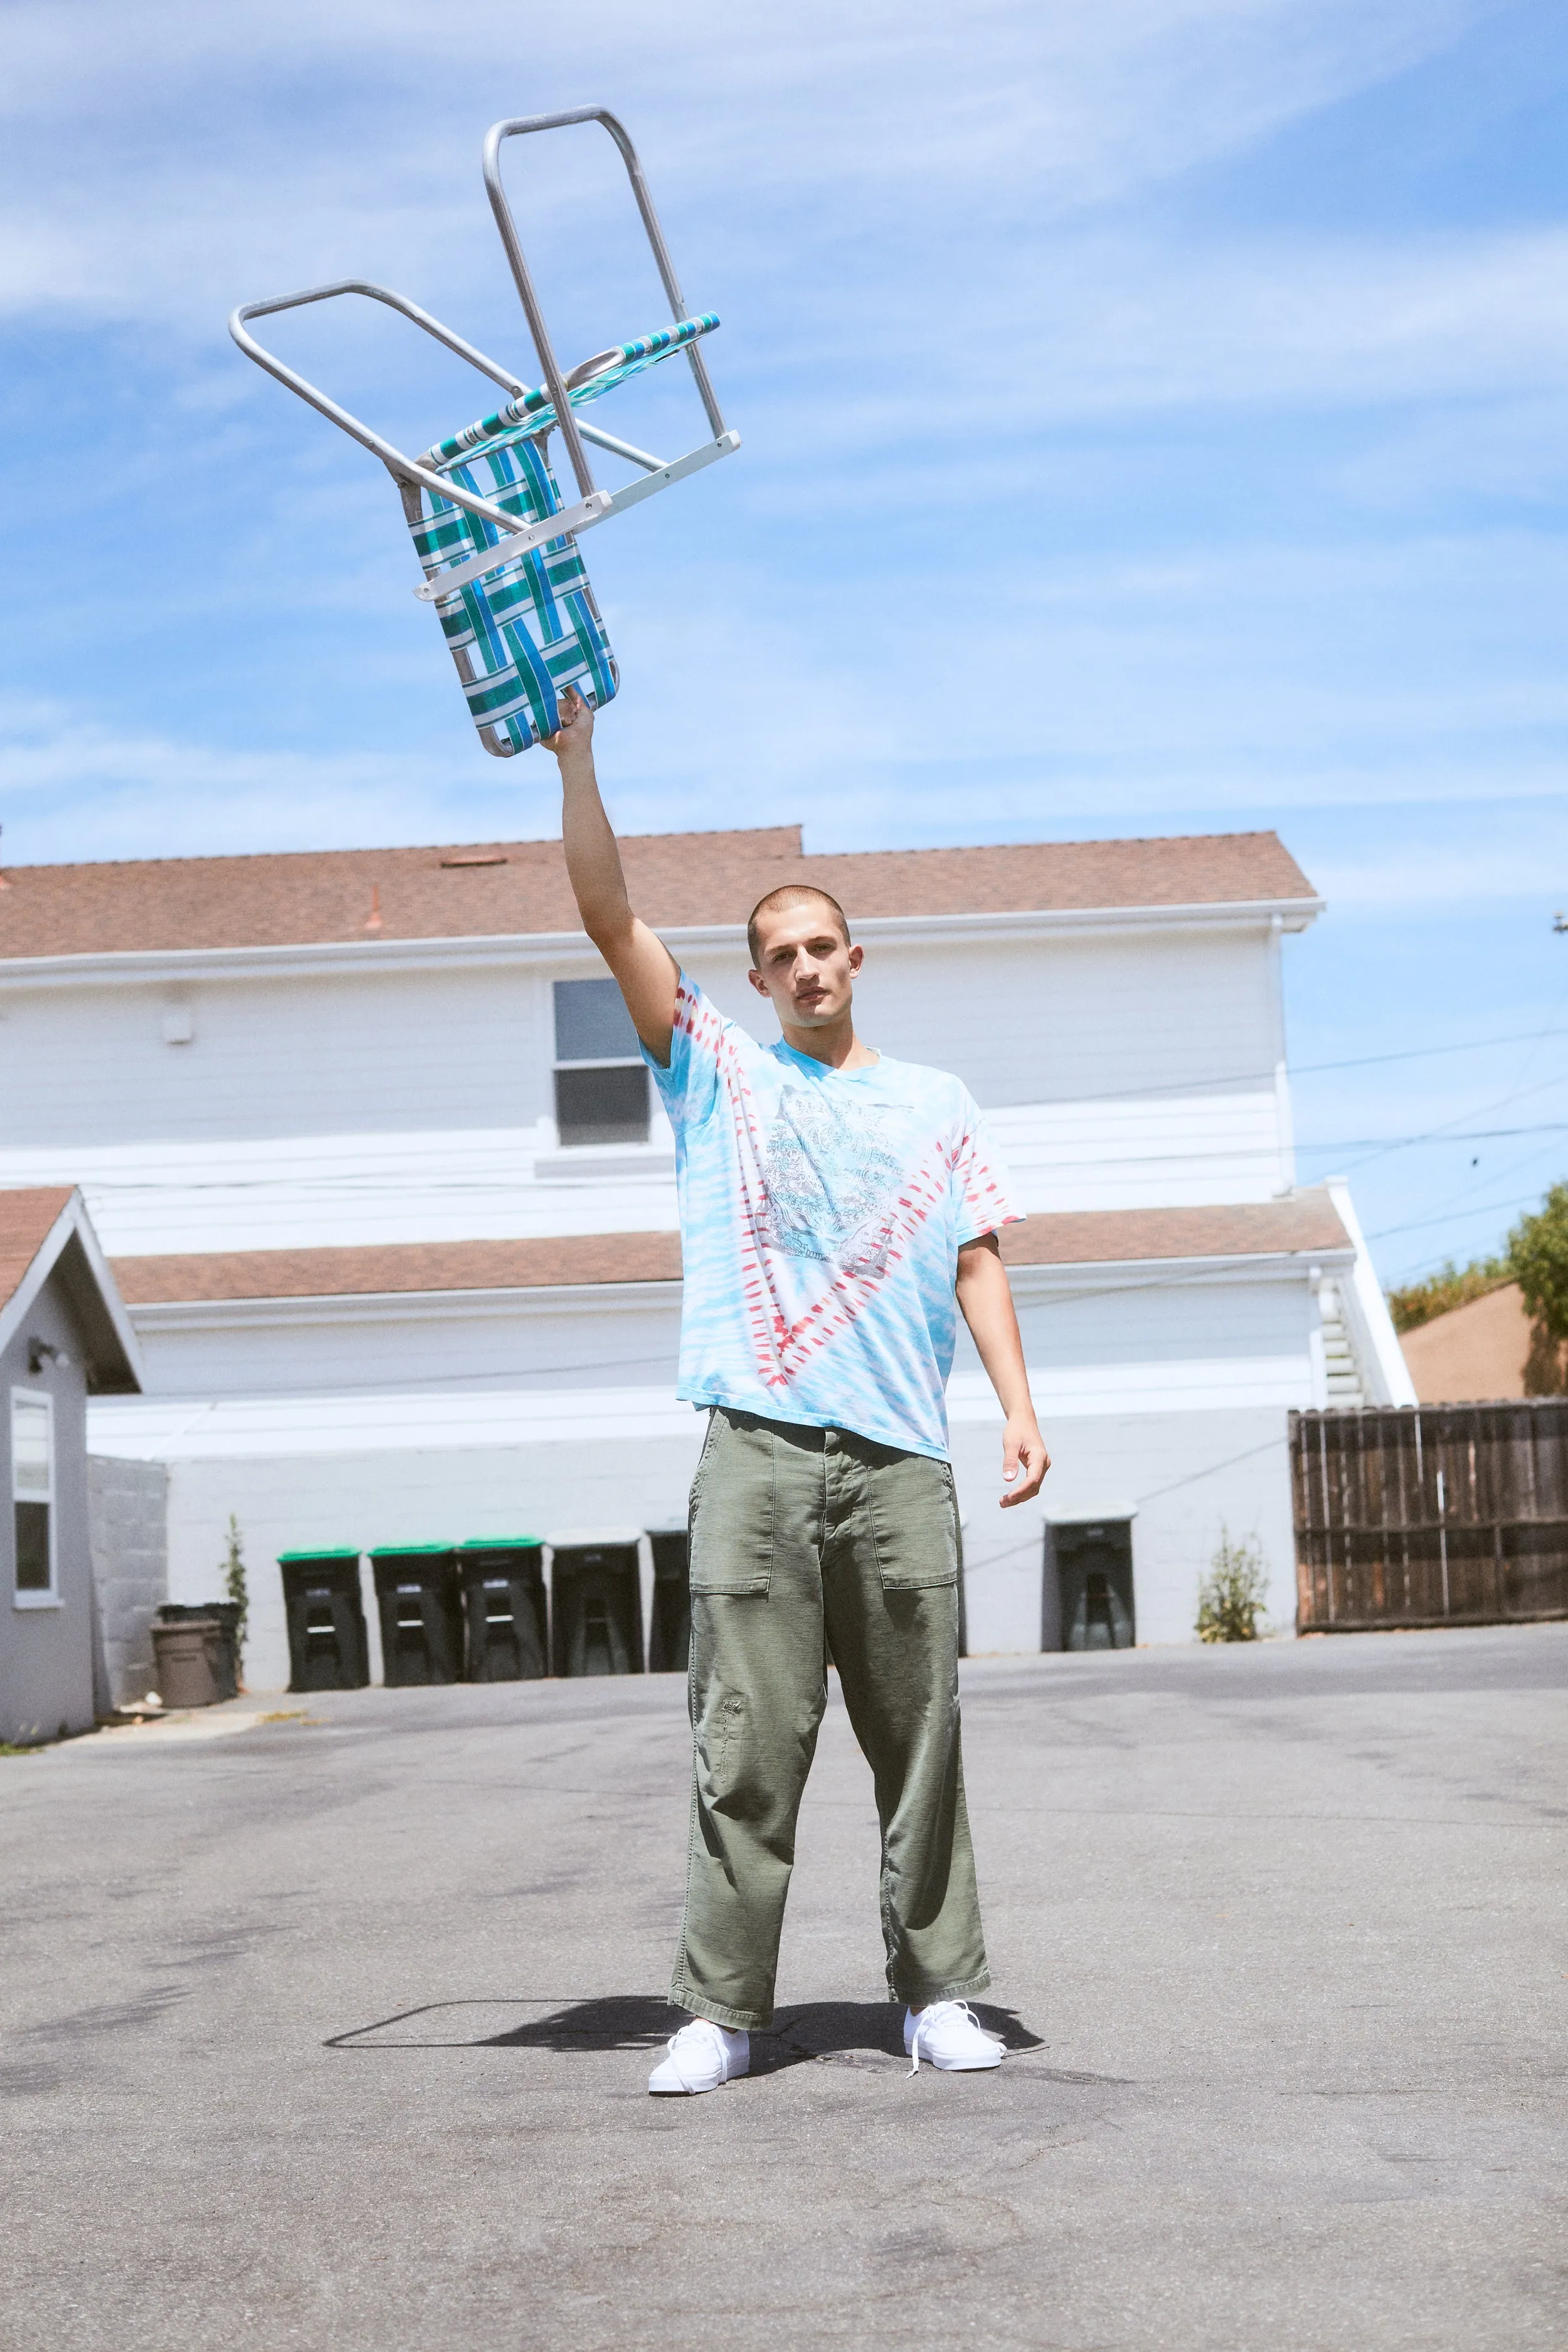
[0,1189,144,1392]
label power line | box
[1289,1027,1568,1078]
[35,1103,1568,1204]
[1367,1191,1544,1244]
[1303,1122,1568,1152]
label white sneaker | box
[904,2000,1005,2076]
[648,2018,751,2095]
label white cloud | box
[1309,835,1568,910]
[0,699,526,859]
[0,0,1485,336]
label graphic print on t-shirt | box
[754,1083,908,1273]
[644,973,1020,1459]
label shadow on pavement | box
[326,1994,1049,2067]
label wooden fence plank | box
[1291,1402,1568,1631]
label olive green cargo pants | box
[670,1406,990,2030]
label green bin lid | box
[457,1535,542,1550]
[367,1542,457,1558]
[278,1547,361,1563]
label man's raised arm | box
[544,687,679,1064]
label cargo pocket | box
[689,1410,775,1596]
[867,1451,960,1591]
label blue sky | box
[3,0,1566,1285]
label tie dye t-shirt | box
[644,973,1020,1461]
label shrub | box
[1195,1531,1269,1644]
[1508,1184,1568,1343]
[1385,1256,1510,1334]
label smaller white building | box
[0,822,1413,1687]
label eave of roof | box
[111,1194,1350,1310]
[0,824,1320,965]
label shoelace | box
[667,2021,728,2090]
[906,2001,994,2077]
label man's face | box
[748,906,863,1028]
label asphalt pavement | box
[1,1623,1564,2352]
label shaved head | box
[747,884,850,968]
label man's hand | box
[1000,1413,1051,1509]
[544,683,595,760]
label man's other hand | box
[544,684,595,758]
[1000,1415,1050,1508]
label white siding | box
[126,1286,684,1402]
[0,1128,679,1256]
[105,1259,1320,1417]
[0,921,1293,1247]
[1,960,580,1147]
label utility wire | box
[40,1101,1568,1202]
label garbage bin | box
[550,1542,644,1678]
[279,1550,370,1692]
[369,1545,463,1686]
[1054,1521,1136,1651]
[647,1530,691,1674]
[151,1606,236,1707]
[457,1539,548,1682]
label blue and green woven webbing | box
[407,313,718,758]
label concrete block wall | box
[87,1455,169,1708]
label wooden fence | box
[1291,1401,1568,1631]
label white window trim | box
[11,1385,59,1609]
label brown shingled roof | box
[0,1187,75,1312]
[0,826,1316,960]
[111,1195,1347,1306]
[112,1232,685,1304]
[1000,1195,1350,1268]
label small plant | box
[1196,1530,1269,1644]
[221,1514,248,1682]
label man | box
[546,687,1051,2095]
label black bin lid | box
[552,1540,639,1573]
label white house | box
[0,822,1413,1688]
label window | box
[11,1391,55,1599]
[553,978,650,1147]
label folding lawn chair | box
[230,109,739,755]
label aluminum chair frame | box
[228,108,739,601]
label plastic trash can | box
[279,1551,370,1692]
[369,1545,463,1686]
[647,1530,691,1674]
[151,1606,236,1707]
[550,1542,644,1678]
[1055,1522,1136,1651]
[154,1601,241,1699]
[457,1539,548,1682]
